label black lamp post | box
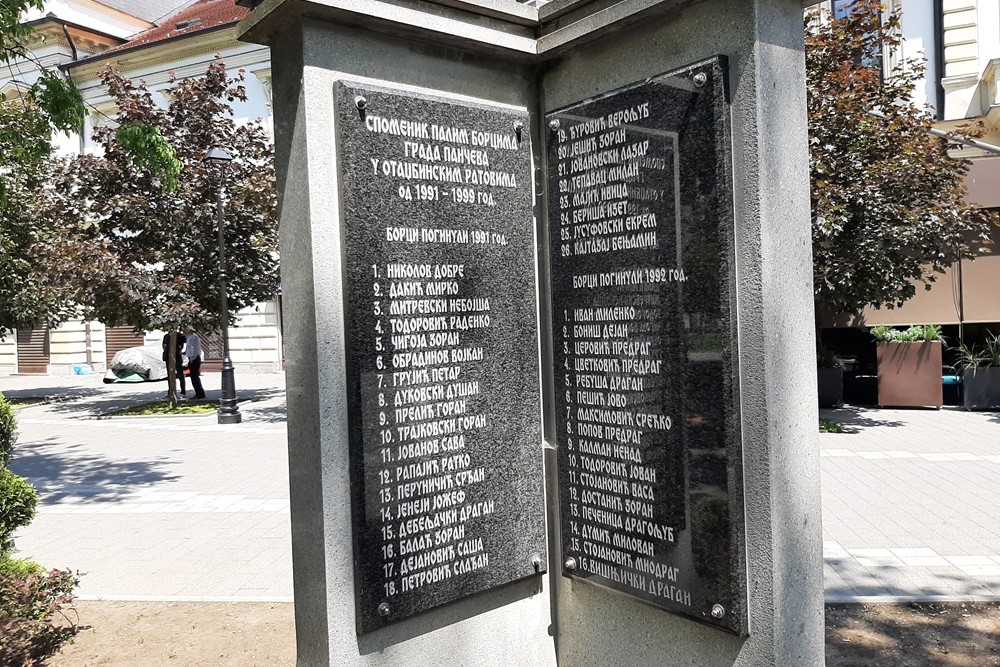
[204,146,241,424]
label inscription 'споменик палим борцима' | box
[336,84,545,635]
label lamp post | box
[203,147,241,424]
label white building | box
[0,0,282,374]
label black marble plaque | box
[547,58,747,634]
[336,83,546,635]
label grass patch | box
[6,396,49,407]
[819,417,845,433]
[108,400,217,416]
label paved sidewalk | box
[2,372,292,601]
[821,406,1000,602]
[5,371,1000,605]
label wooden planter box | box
[877,341,942,408]
[817,368,843,408]
[963,367,1000,410]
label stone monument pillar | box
[237,1,823,665]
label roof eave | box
[63,22,239,71]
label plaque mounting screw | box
[692,72,708,88]
[711,604,725,619]
[513,120,524,146]
[564,557,577,571]
[354,95,367,110]
[378,602,391,617]
[530,553,542,570]
[548,119,560,130]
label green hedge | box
[0,468,37,554]
[0,393,16,467]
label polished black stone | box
[546,58,747,634]
[336,83,545,635]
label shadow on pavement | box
[820,406,905,433]
[242,401,287,424]
[1,387,105,401]
[826,560,998,600]
[9,439,180,504]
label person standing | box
[162,330,187,397]
[185,330,207,399]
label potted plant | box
[817,344,844,408]
[873,325,944,408]
[954,333,1000,410]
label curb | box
[826,593,1000,604]
[76,594,294,603]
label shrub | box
[0,468,37,554]
[0,555,44,577]
[0,393,16,467]
[871,325,945,343]
[0,568,79,666]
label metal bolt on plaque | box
[692,72,708,87]
[530,553,542,570]
[564,557,577,571]
[377,603,391,617]
[711,604,725,619]
[354,95,367,110]
[548,118,560,130]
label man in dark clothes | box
[185,329,207,399]
[162,330,187,396]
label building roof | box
[94,0,193,24]
[98,0,248,56]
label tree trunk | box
[167,331,178,409]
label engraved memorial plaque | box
[336,83,546,634]
[547,58,747,633]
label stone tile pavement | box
[821,405,1000,602]
[2,371,292,601]
[4,371,1000,605]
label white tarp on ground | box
[108,345,169,381]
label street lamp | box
[203,146,241,424]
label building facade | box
[0,0,282,374]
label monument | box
[237,0,824,665]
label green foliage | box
[36,60,280,335]
[870,325,944,343]
[953,343,987,370]
[807,0,997,317]
[870,325,895,342]
[817,343,843,369]
[0,568,79,665]
[109,399,217,416]
[0,555,42,577]
[0,1,43,65]
[0,393,16,467]
[985,333,1000,367]
[953,332,1000,369]
[920,324,944,342]
[0,469,36,554]
[116,122,182,192]
[0,7,89,334]
[819,418,845,434]
[0,99,77,335]
[26,70,84,135]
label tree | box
[1,2,182,337]
[0,1,87,336]
[0,100,76,333]
[806,0,997,318]
[35,61,279,401]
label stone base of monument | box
[238,1,824,665]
